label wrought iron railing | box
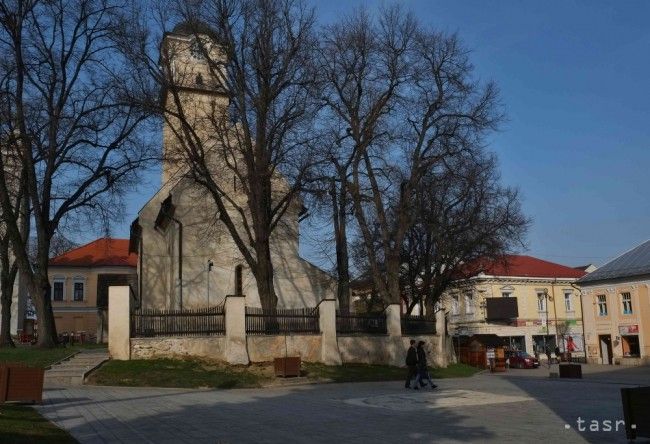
[401,314,436,335]
[336,311,387,335]
[245,307,320,335]
[131,305,225,337]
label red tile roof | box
[462,255,586,279]
[49,238,137,268]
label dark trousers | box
[405,365,418,387]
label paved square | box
[37,366,650,443]
[344,389,534,411]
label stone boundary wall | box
[109,288,448,367]
[131,336,227,360]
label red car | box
[506,351,540,369]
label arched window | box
[195,73,204,86]
[235,265,243,295]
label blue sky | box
[111,1,650,269]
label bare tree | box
[0,142,29,347]
[120,0,320,310]
[0,0,153,347]
[400,152,528,314]
[321,7,502,306]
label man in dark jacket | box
[415,341,437,389]
[405,339,418,389]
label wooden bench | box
[0,364,44,404]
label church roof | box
[170,19,220,41]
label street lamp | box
[207,260,214,307]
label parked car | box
[506,351,540,369]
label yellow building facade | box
[577,240,650,365]
[48,238,137,343]
[445,255,587,358]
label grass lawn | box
[0,405,76,444]
[88,358,478,389]
[0,344,106,369]
[304,362,480,383]
[87,358,270,389]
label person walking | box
[415,340,437,389]
[405,339,419,389]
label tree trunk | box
[255,242,278,311]
[385,254,402,306]
[30,278,58,348]
[0,239,16,347]
[0,281,15,348]
[331,179,350,314]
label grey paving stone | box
[35,366,650,444]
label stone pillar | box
[318,299,341,365]
[225,295,249,365]
[384,304,403,366]
[434,309,448,367]
[108,286,131,360]
[385,304,402,337]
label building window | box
[464,293,473,315]
[564,291,573,312]
[235,265,243,296]
[537,292,547,312]
[73,278,85,302]
[597,295,608,316]
[190,40,204,59]
[52,279,65,301]
[622,335,640,357]
[501,291,512,298]
[621,292,633,315]
[451,295,459,315]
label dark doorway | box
[599,334,613,364]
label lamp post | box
[207,260,214,307]
[544,289,555,366]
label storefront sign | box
[619,325,639,335]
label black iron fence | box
[336,311,387,335]
[131,306,225,337]
[401,314,436,335]
[245,307,320,335]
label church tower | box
[160,21,229,184]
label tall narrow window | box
[235,265,243,296]
[621,292,633,315]
[464,292,473,315]
[451,295,459,315]
[564,291,573,312]
[73,278,85,302]
[597,295,608,316]
[537,292,547,312]
[52,279,65,301]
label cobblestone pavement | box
[37,367,650,444]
